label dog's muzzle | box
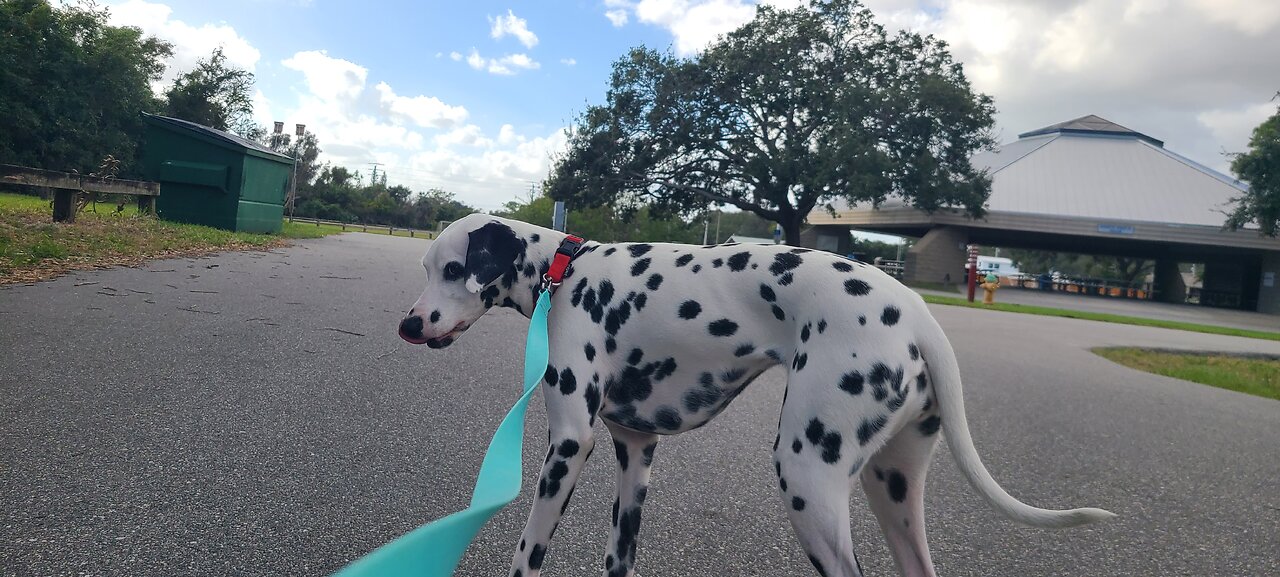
[399,315,466,348]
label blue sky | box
[103,0,1280,216]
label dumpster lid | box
[141,113,294,163]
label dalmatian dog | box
[398,214,1114,577]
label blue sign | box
[1097,224,1135,235]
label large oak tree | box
[546,0,996,245]
[1225,104,1280,236]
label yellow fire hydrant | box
[980,273,1000,305]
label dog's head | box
[398,214,525,348]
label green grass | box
[920,294,1280,342]
[0,192,354,283]
[1094,347,1280,400]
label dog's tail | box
[914,307,1116,529]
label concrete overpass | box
[807,115,1280,314]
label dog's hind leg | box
[600,420,658,577]
[776,388,872,577]
[860,406,941,577]
[509,364,599,577]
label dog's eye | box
[442,261,465,282]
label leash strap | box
[331,289,554,576]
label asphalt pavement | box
[1,232,1277,577]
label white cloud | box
[560,58,578,66]
[489,9,539,48]
[464,49,541,75]
[605,9,630,26]
[450,51,463,61]
[375,82,469,129]
[104,0,260,88]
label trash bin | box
[1038,272,1053,291]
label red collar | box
[543,234,584,291]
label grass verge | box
[920,294,1280,342]
[1093,347,1280,401]
[1,192,348,284]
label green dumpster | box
[140,113,294,233]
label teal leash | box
[331,289,554,577]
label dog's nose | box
[399,315,425,342]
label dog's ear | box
[463,221,523,293]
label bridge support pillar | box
[904,226,968,288]
[1153,259,1186,304]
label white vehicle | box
[977,256,1022,278]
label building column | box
[903,226,968,287]
[1153,259,1186,304]
[1258,252,1280,315]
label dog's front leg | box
[600,421,658,577]
[509,363,599,577]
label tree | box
[0,0,172,176]
[164,47,262,139]
[264,130,323,189]
[494,194,703,243]
[546,0,995,245]
[1225,104,1280,236]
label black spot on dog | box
[443,261,465,282]
[874,467,885,481]
[792,352,808,371]
[712,258,724,268]
[771,305,786,321]
[766,349,783,363]
[881,305,901,326]
[585,383,601,422]
[628,244,652,257]
[692,264,702,273]
[809,554,828,577]
[528,544,546,570]
[734,343,755,357]
[614,440,630,471]
[760,284,777,302]
[655,407,682,430]
[559,367,577,395]
[429,310,441,323]
[683,384,721,413]
[523,262,537,278]
[721,367,746,382]
[709,319,738,337]
[805,419,825,445]
[916,372,928,391]
[858,315,867,325]
[887,389,907,412]
[770,252,802,276]
[585,343,596,361]
[530,233,540,243]
[858,415,889,445]
[778,272,795,286]
[792,439,803,453]
[775,460,782,476]
[887,470,908,502]
[627,348,644,365]
[919,415,941,436]
[611,497,620,525]
[804,418,843,464]
[604,248,617,256]
[839,371,864,395]
[868,362,897,401]
[544,366,559,387]
[817,319,827,333]
[646,274,663,290]
[833,261,853,273]
[633,292,647,310]
[675,254,693,267]
[631,258,651,276]
[780,476,788,491]
[606,337,617,354]
[792,496,806,511]
[909,342,919,360]
[801,324,811,342]
[845,279,872,296]
[605,301,632,336]
[480,285,500,308]
[727,252,751,271]
[678,300,702,319]
[598,280,615,307]
[559,439,580,458]
[642,443,656,466]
